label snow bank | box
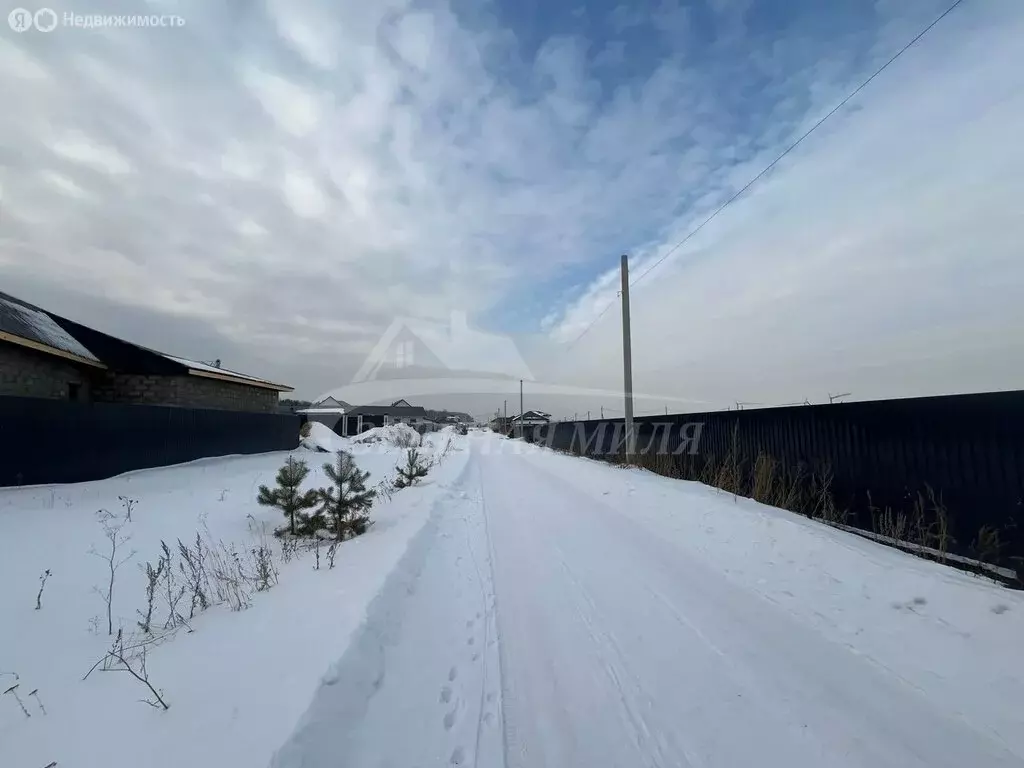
[351,423,421,448]
[0,438,469,768]
[301,421,349,453]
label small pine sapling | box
[257,457,319,536]
[393,448,429,489]
[317,451,376,540]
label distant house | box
[511,410,551,427]
[489,415,514,433]
[336,400,428,436]
[297,396,352,430]
[312,396,350,409]
[0,291,292,412]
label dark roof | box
[0,292,101,364]
[346,405,427,418]
[0,290,291,391]
[315,396,351,408]
[511,410,551,421]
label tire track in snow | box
[269,451,504,768]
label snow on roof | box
[163,354,281,385]
[0,295,100,362]
[511,410,551,421]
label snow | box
[301,422,350,454]
[0,433,469,768]
[351,423,422,448]
[273,434,1024,768]
[163,354,279,386]
[4,431,1022,767]
[0,296,99,362]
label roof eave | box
[0,330,107,369]
[186,368,294,392]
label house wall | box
[0,341,93,400]
[93,373,279,412]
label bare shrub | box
[84,629,169,711]
[90,509,136,636]
[876,506,908,541]
[35,568,52,610]
[391,428,420,448]
[119,495,138,522]
[971,525,1004,565]
[3,683,30,718]
[279,536,299,564]
[137,558,164,634]
[206,538,253,611]
[374,479,394,505]
[158,541,188,629]
[326,541,339,569]
[177,534,210,619]
[920,485,954,560]
[811,466,845,524]
[28,688,46,715]
[251,542,278,591]
[751,454,777,504]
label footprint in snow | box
[440,685,452,704]
[992,604,1010,615]
[450,747,466,765]
[449,666,458,682]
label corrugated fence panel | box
[0,396,302,487]
[544,391,1024,569]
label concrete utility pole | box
[620,254,636,458]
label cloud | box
[0,0,1019,414]
[51,131,133,174]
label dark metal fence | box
[0,396,303,487]
[534,390,1024,571]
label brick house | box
[0,291,292,412]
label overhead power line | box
[563,0,966,352]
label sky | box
[1,0,1022,418]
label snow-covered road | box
[274,434,1024,768]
